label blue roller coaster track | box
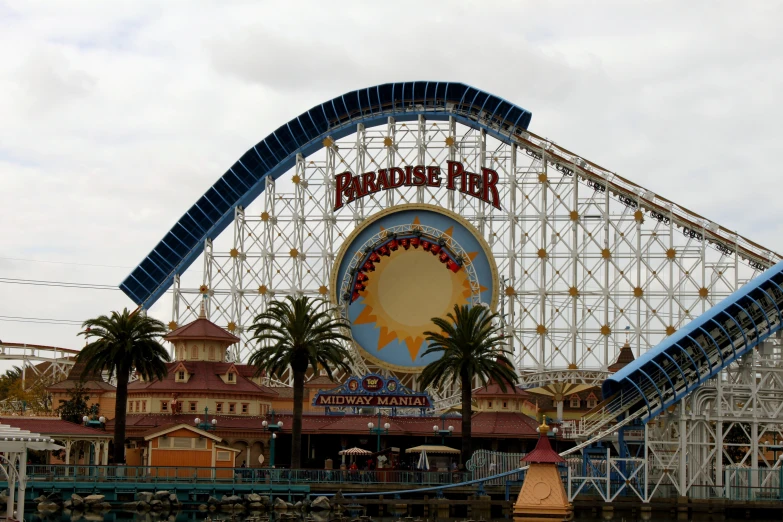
[602,259,783,422]
[119,82,532,309]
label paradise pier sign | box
[334,161,502,211]
[313,374,433,413]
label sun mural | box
[332,204,498,372]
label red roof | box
[127,361,277,397]
[522,431,564,463]
[0,417,112,437]
[474,382,530,398]
[608,341,636,373]
[164,317,239,344]
[117,411,540,439]
[47,360,116,392]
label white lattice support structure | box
[169,117,777,398]
[638,334,783,501]
[0,343,78,412]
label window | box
[586,395,598,409]
[135,401,140,411]
[178,371,185,381]
[176,346,184,360]
[159,437,206,449]
[241,403,249,414]
[173,437,192,449]
[228,403,236,414]
[161,401,169,412]
[488,401,493,409]
[217,451,231,462]
[209,346,216,360]
[142,401,146,412]
[570,396,581,408]
[502,401,508,409]
[227,372,235,382]
[128,401,133,412]
[189,401,197,412]
[191,345,198,359]
[216,403,223,413]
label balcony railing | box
[23,465,470,487]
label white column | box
[679,402,687,497]
[102,441,110,465]
[6,453,19,520]
[556,400,564,422]
[5,455,15,520]
[17,449,27,522]
[65,439,72,477]
[751,421,759,490]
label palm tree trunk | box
[460,371,472,465]
[113,370,130,464]
[291,370,305,469]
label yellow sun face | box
[332,204,499,372]
[354,246,475,361]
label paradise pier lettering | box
[334,161,501,211]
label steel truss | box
[0,342,77,414]
[170,116,777,403]
[564,334,783,502]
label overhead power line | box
[0,277,119,291]
[0,256,132,269]
[0,315,83,326]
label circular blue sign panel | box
[331,204,498,372]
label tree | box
[0,366,24,401]
[0,365,53,414]
[248,296,353,469]
[56,383,98,424]
[420,304,519,464]
[77,308,170,464]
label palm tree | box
[77,308,170,464]
[420,304,518,464]
[248,296,353,469]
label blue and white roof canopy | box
[120,82,532,308]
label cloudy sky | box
[1,0,782,359]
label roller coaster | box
[4,82,782,503]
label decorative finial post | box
[199,295,207,319]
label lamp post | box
[82,415,107,429]
[262,410,284,468]
[432,414,454,444]
[367,411,390,452]
[194,407,218,431]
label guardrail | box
[24,465,470,487]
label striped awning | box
[0,423,63,451]
[339,447,373,456]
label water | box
[19,511,783,522]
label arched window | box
[209,346,216,360]
[177,345,184,360]
[191,345,198,360]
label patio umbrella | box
[338,447,372,456]
[416,448,429,471]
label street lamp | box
[194,407,218,431]
[368,411,390,452]
[82,415,106,429]
[432,414,454,444]
[262,410,284,468]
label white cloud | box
[1,0,782,362]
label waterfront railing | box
[25,465,470,487]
